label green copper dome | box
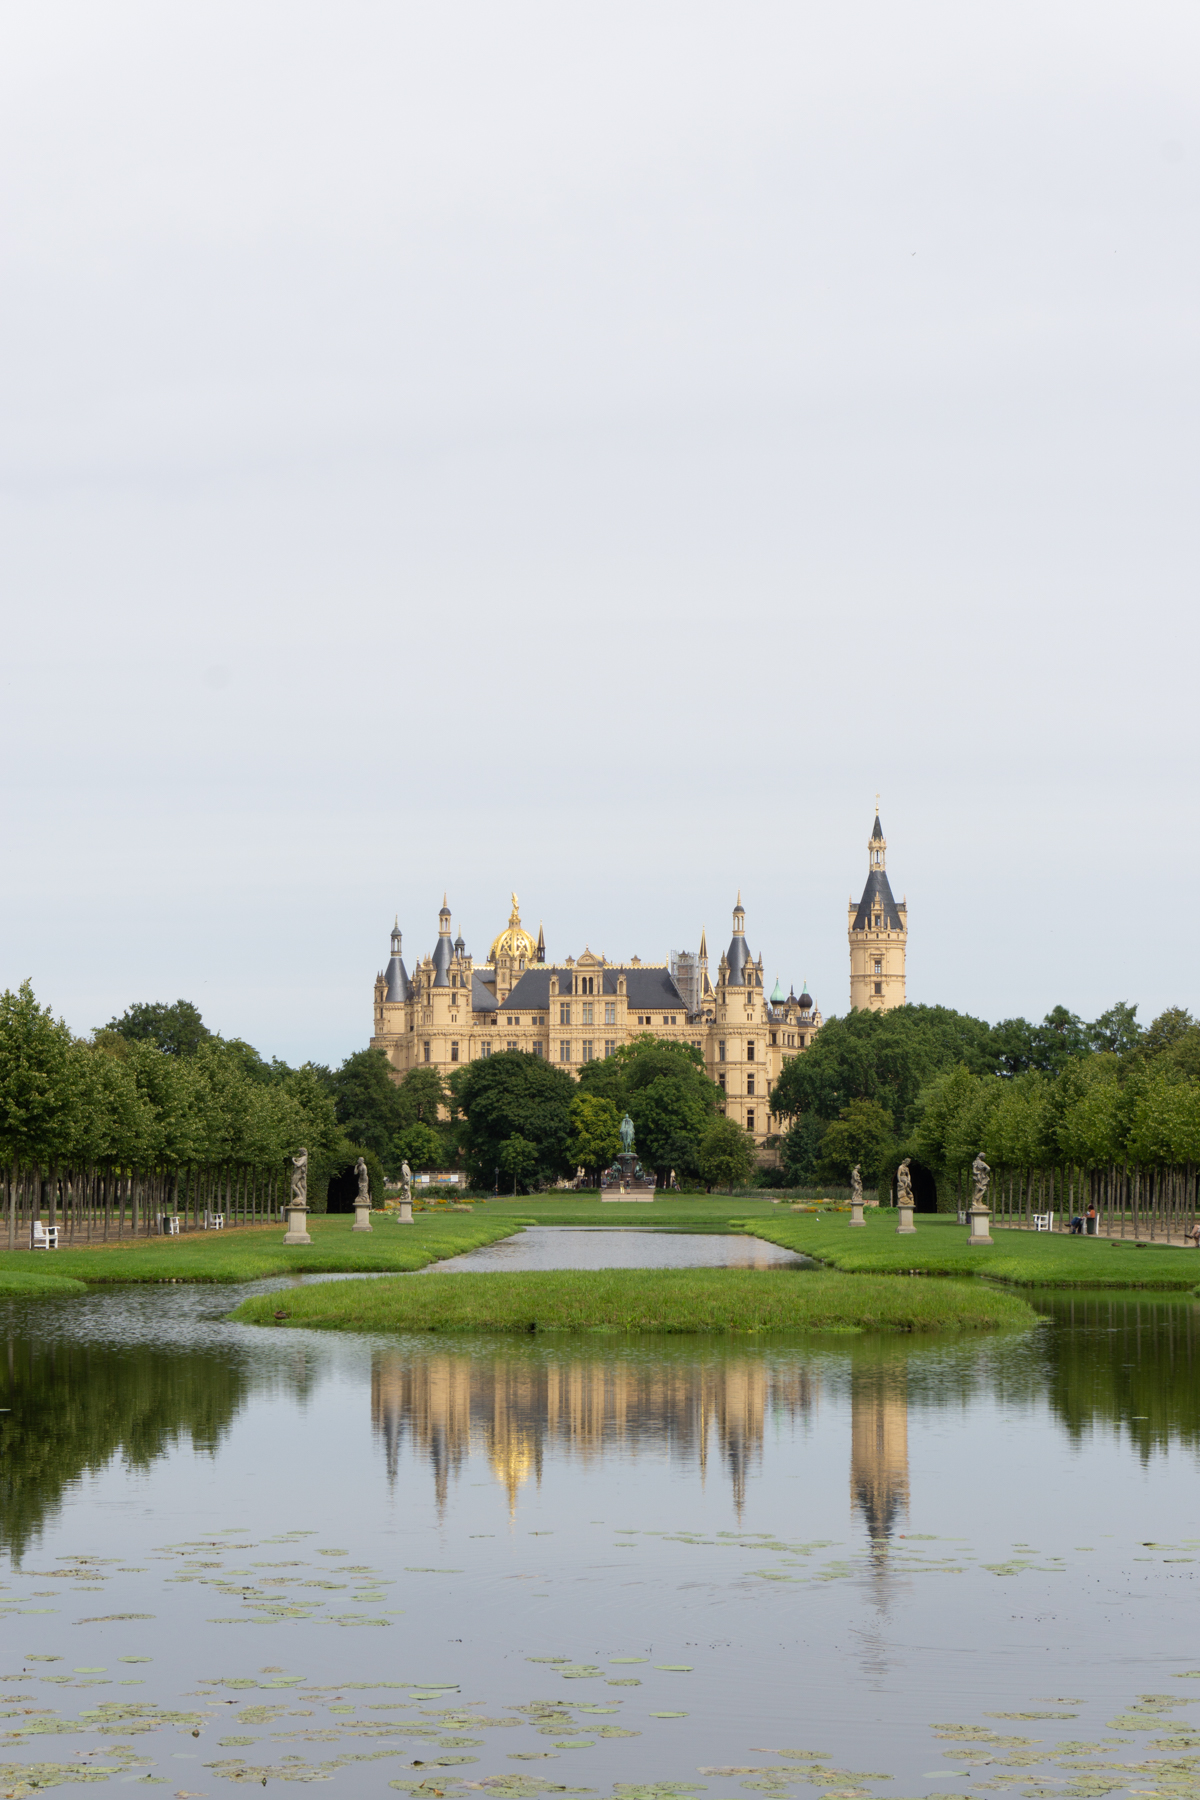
[770,975,786,1004]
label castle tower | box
[384,918,409,1002]
[848,809,907,1011]
[432,895,453,988]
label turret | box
[725,893,750,987]
[432,895,453,988]
[384,918,409,1003]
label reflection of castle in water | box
[850,1363,909,1545]
[371,1355,820,1512]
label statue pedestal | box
[352,1197,373,1233]
[849,1199,866,1227]
[398,1200,413,1224]
[601,1152,656,1201]
[896,1201,916,1235]
[283,1204,311,1246]
[967,1201,993,1246]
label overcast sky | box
[2,1,1197,1065]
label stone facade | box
[370,894,822,1149]
[848,811,908,1011]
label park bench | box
[1033,1210,1055,1232]
[204,1212,225,1230]
[160,1214,180,1236]
[30,1221,58,1250]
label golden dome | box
[489,893,538,965]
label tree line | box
[0,987,346,1229]
[0,988,762,1205]
[329,1032,760,1192]
[768,1000,1200,1206]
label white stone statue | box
[896,1158,913,1205]
[971,1152,991,1207]
[284,1147,312,1245]
[850,1164,863,1205]
[400,1161,412,1202]
[355,1155,370,1202]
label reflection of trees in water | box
[1033,1293,1200,1460]
[0,1340,246,1561]
[371,1349,820,1512]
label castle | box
[370,810,906,1150]
[371,894,821,1147]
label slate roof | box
[384,955,409,1003]
[725,931,750,986]
[852,869,904,931]
[471,972,498,1013]
[432,935,453,988]
[872,813,884,840]
[497,966,689,1013]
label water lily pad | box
[654,1667,693,1672]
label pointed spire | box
[698,926,708,961]
[536,921,545,964]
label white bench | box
[1033,1210,1055,1232]
[160,1214,180,1236]
[30,1221,58,1250]
[204,1212,225,1230]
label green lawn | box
[232,1265,1036,1335]
[471,1193,795,1229]
[0,1213,522,1285]
[743,1207,1200,1289]
[0,1268,88,1296]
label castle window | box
[559,1041,571,1062]
[718,1072,726,1089]
[423,1042,431,1063]
[873,959,882,975]
[450,1042,459,1063]
[746,1109,755,1132]
[874,981,883,995]
[718,1040,725,1061]
[799,1034,806,1047]
[451,973,457,988]
[560,1004,571,1025]
[771,1032,777,1045]
[604,1040,616,1057]
[582,1003,594,1026]
[507,1040,517,1051]
[747,1074,755,1095]
[874,914,880,928]
[746,1041,755,1061]
[581,1041,594,1062]
[667,1015,676,1025]
[480,1042,491,1057]
[533,1042,544,1057]
[605,1002,616,1025]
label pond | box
[1,1276,1199,1800]
[418,1226,809,1272]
